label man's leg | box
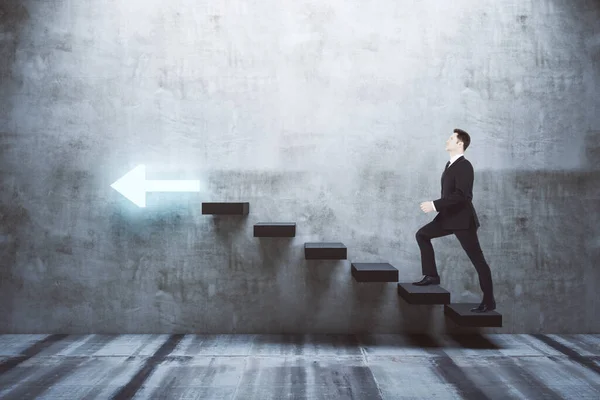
[415,218,453,276]
[453,224,495,305]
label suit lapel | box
[443,156,464,177]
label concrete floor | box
[0,334,599,399]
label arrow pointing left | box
[111,164,201,207]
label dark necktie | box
[444,161,450,171]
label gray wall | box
[1,0,599,334]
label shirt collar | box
[450,153,464,164]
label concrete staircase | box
[203,201,502,327]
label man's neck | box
[448,151,464,159]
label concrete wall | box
[1,0,599,334]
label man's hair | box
[453,128,470,151]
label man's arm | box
[432,162,474,212]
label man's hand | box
[420,201,435,213]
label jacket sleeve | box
[432,162,473,212]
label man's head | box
[445,128,470,154]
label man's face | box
[445,132,462,152]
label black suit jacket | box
[432,155,480,230]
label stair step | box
[397,283,450,304]
[351,263,398,282]
[254,222,296,237]
[444,303,503,327]
[304,242,347,260]
[202,202,249,215]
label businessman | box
[413,129,496,313]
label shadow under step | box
[351,263,398,282]
[254,222,296,237]
[202,202,249,215]
[397,283,450,304]
[444,303,503,327]
[304,242,347,259]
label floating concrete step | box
[304,242,347,259]
[351,263,398,282]
[254,222,296,237]
[202,202,249,215]
[444,303,503,327]
[397,283,450,304]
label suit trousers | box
[415,217,495,303]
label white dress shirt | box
[431,153,464,212]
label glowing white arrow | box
[111,164,201,207]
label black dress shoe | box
[470,302,496,312]
[412,275,440,286]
